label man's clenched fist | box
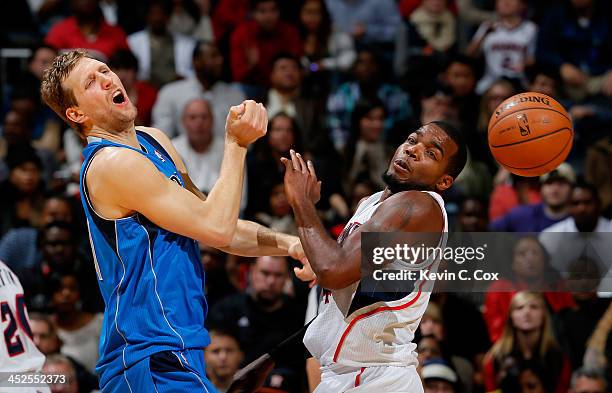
[225,100,268,147]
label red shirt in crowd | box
[212,0,249,40]
[45,17,129,60]
[230,20,302,86]
[133,81,158,126]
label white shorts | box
[315,365,423,393]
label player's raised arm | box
[282,150,444,289]
[88,100,266,248]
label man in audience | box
[30,313,99,392]
[491,163,574,232]
[540,181,612,274]
[569,368,607,393]
[42,354,80,393]
[44,0,129,60]
[152,41,245,138]
[229,0,302,90]
[421,360,459,393]
[208,256,304,370]
[204,328,244,393]
[263,53,325,149]
[127,0,196,88]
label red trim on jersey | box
[354,367,366,387]
[333,282,425,362]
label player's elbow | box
[200,225,235,248]
[317,268,353,290]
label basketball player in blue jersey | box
[40,50,306,393]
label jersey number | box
[1,295,32,357]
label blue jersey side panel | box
[79,131,209,388]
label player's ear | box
[435,174,454,192]
[66,106,88,126]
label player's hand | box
[288,239,317,287]
[281,150,321,206]
[225,100,268,148]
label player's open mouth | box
[112,90,127,105]
[394,159,411,173]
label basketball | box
[487,92,574,177]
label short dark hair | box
[430,121,467,179]
[251,0,278,11]
[573,179,600,202]
[108,49,139,71]
[271,52,300,69]
[192,40,218,61]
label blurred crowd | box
[1,0,612,392]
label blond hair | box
[40,49,90,136]
[486,291,559,363]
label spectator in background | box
[192,0,215,42]
[212,0,250,44]
[421,360,460,393]
[342,98,389,194]
[490,163,574,232]
[230,0,302,91]
[327,49,412,150]
[569,368,607,393]
[29,313,100,392]
[127,0,196,89]
[43,354,80,393]
[585,137,612,218]
[204,328,244,393]
[263,53,326,149]
[200,244,238,307]
[540,181,612,274]
[107,50,158,126]
[297,0,356,95]
[474,78,516,169]
[467,0,537,94]
[9,45,63,154]
[395,0,457,93]
[483,291,571,393]
[18,221,102,314]
[325,0,401,47]
[536,0,612,101]
[49,270,104,372]
[517,361,552,393]
[440,55,480,132]
[44,0,129,61]
[0,195,74,270]
[246,113,303,218]
[0,145,45,237]
[152,41,245,138]
[457,197,489,232]
[167,0,200,36]
[208,256,304,369]
[254,183,298,236]
[0,109,58,185]
[484,237,575,342]
[489,172,541,221]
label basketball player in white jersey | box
[0,260,50,393]
[281,121,467,392]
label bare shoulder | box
[373,191,443,232]
[87,147,148,185]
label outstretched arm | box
[139,126,306,261]
[282,150,444,289]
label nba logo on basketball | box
[517,113,530,136]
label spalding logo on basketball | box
[488,92,574,177]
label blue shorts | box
[101,349,217,393]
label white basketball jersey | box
[0,260,46,373]
[475,20,538,94]
[303,191,448,370]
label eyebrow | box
[414,129,445,157]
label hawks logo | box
[517,113,530,136]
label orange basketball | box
[488,92,574,177]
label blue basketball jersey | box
[79,130,210,389]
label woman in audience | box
[342,98,389,195]
[49,271,104,372]
[484,236,575,342]
[483,291,571,393]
